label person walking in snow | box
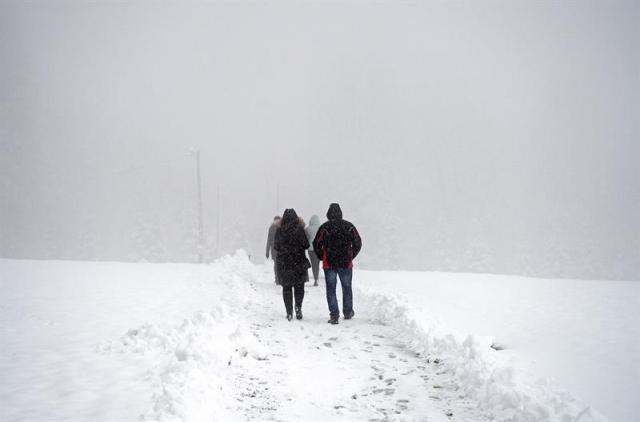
[298,215,310,283]
[274,208,311,321]
[265,215,281,285]
[312,203,362,324]
[305,215,321,286]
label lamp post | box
[190,149,204,263]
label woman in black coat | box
[274,208,311,321]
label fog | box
[1,0,638,280]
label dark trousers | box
[282,283,305,315]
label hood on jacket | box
[326,203,343,221]
[308,215,320,226]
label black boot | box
[344,310,355,320]
[295,307,303,320]
[287,313,293,321]
[328,316,339,325]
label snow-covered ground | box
[358,271,640,422]
[1,252,635,421]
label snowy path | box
[2,255,612,422]
[225,279,489,422]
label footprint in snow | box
[372,388,395,396]
[396,400,409,411]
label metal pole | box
[216,183,220,256]
[195,150,204,263]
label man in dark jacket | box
[266,216,281,285]
[312,203,362,324]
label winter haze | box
[1,0,638,280]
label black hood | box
[326,203,343,220]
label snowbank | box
[358,289,608,422]
[0,251,270,422]
[102,250,269,422]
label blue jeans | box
[324,268,353,318]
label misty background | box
[1,1,638,280]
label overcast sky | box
[1,0,638,279]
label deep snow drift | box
[1,252,635,421]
